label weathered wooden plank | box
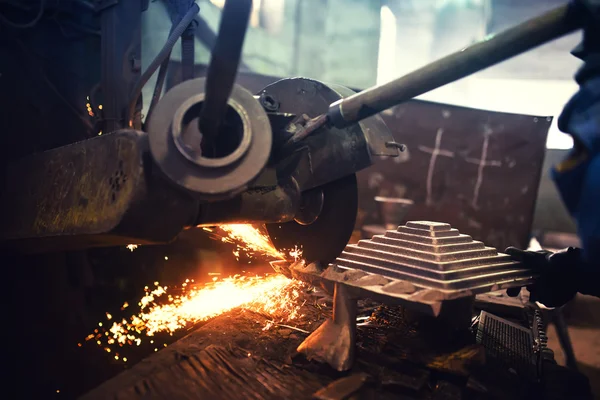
[81,309,331,400]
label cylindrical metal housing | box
[148,78,273,201]
[195,177,301,226]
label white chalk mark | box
[418,128,455,206]
[466,125,502,209]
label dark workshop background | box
[2,0,599,398]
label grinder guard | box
[261,78,397,193]
[266,174,359,265]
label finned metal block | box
[284,221,537,371]
[275,221,536,316]
[384,230,474,245]
[335,221,530,290]
[370,235,485,253]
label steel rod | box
[327,3,584,128]
[198,0,252,143]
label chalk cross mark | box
[418,128,455,206]
[466,125,502,209]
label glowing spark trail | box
[208,224,303,261]
[88,275,305,357]
[88,225,305,361]
[218,225,284,259]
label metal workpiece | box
[333,221,535,295]
[476,311,539,382]
[195,176,301,226]
[0,130,199,252]
[297,283,357,371]
[148,77,272,201]
[271,221,535,371]
[198,0,253,143]
[277,221,536,302]
[274,221,537,371]
[326,3,583,128]
[262,78,397,193]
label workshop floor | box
[547,294,600,399]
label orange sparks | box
[86,224,306,362]
[288,245,303,261]
[212,224,303,261]
[219,225,284,259]
[88,274,305,358]
[126,244,139,252]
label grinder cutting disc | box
[266,174,358,264]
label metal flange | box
[148,78,272,201]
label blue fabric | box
[553,76,600,265]
[165,0,197,24]
[578,155,600,264]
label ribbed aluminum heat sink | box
[333,221,530,293]
[290,222,538,373]
[272,221,536,315]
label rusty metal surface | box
[0,130,198,252]
[361,101,551,252]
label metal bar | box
[290,0,303,75]
[327,3,584,128]
[198,0,252,142]
[193,16,252,71]
[297,282,357,371]
[552,308,579,371]
[100,0,143,132]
